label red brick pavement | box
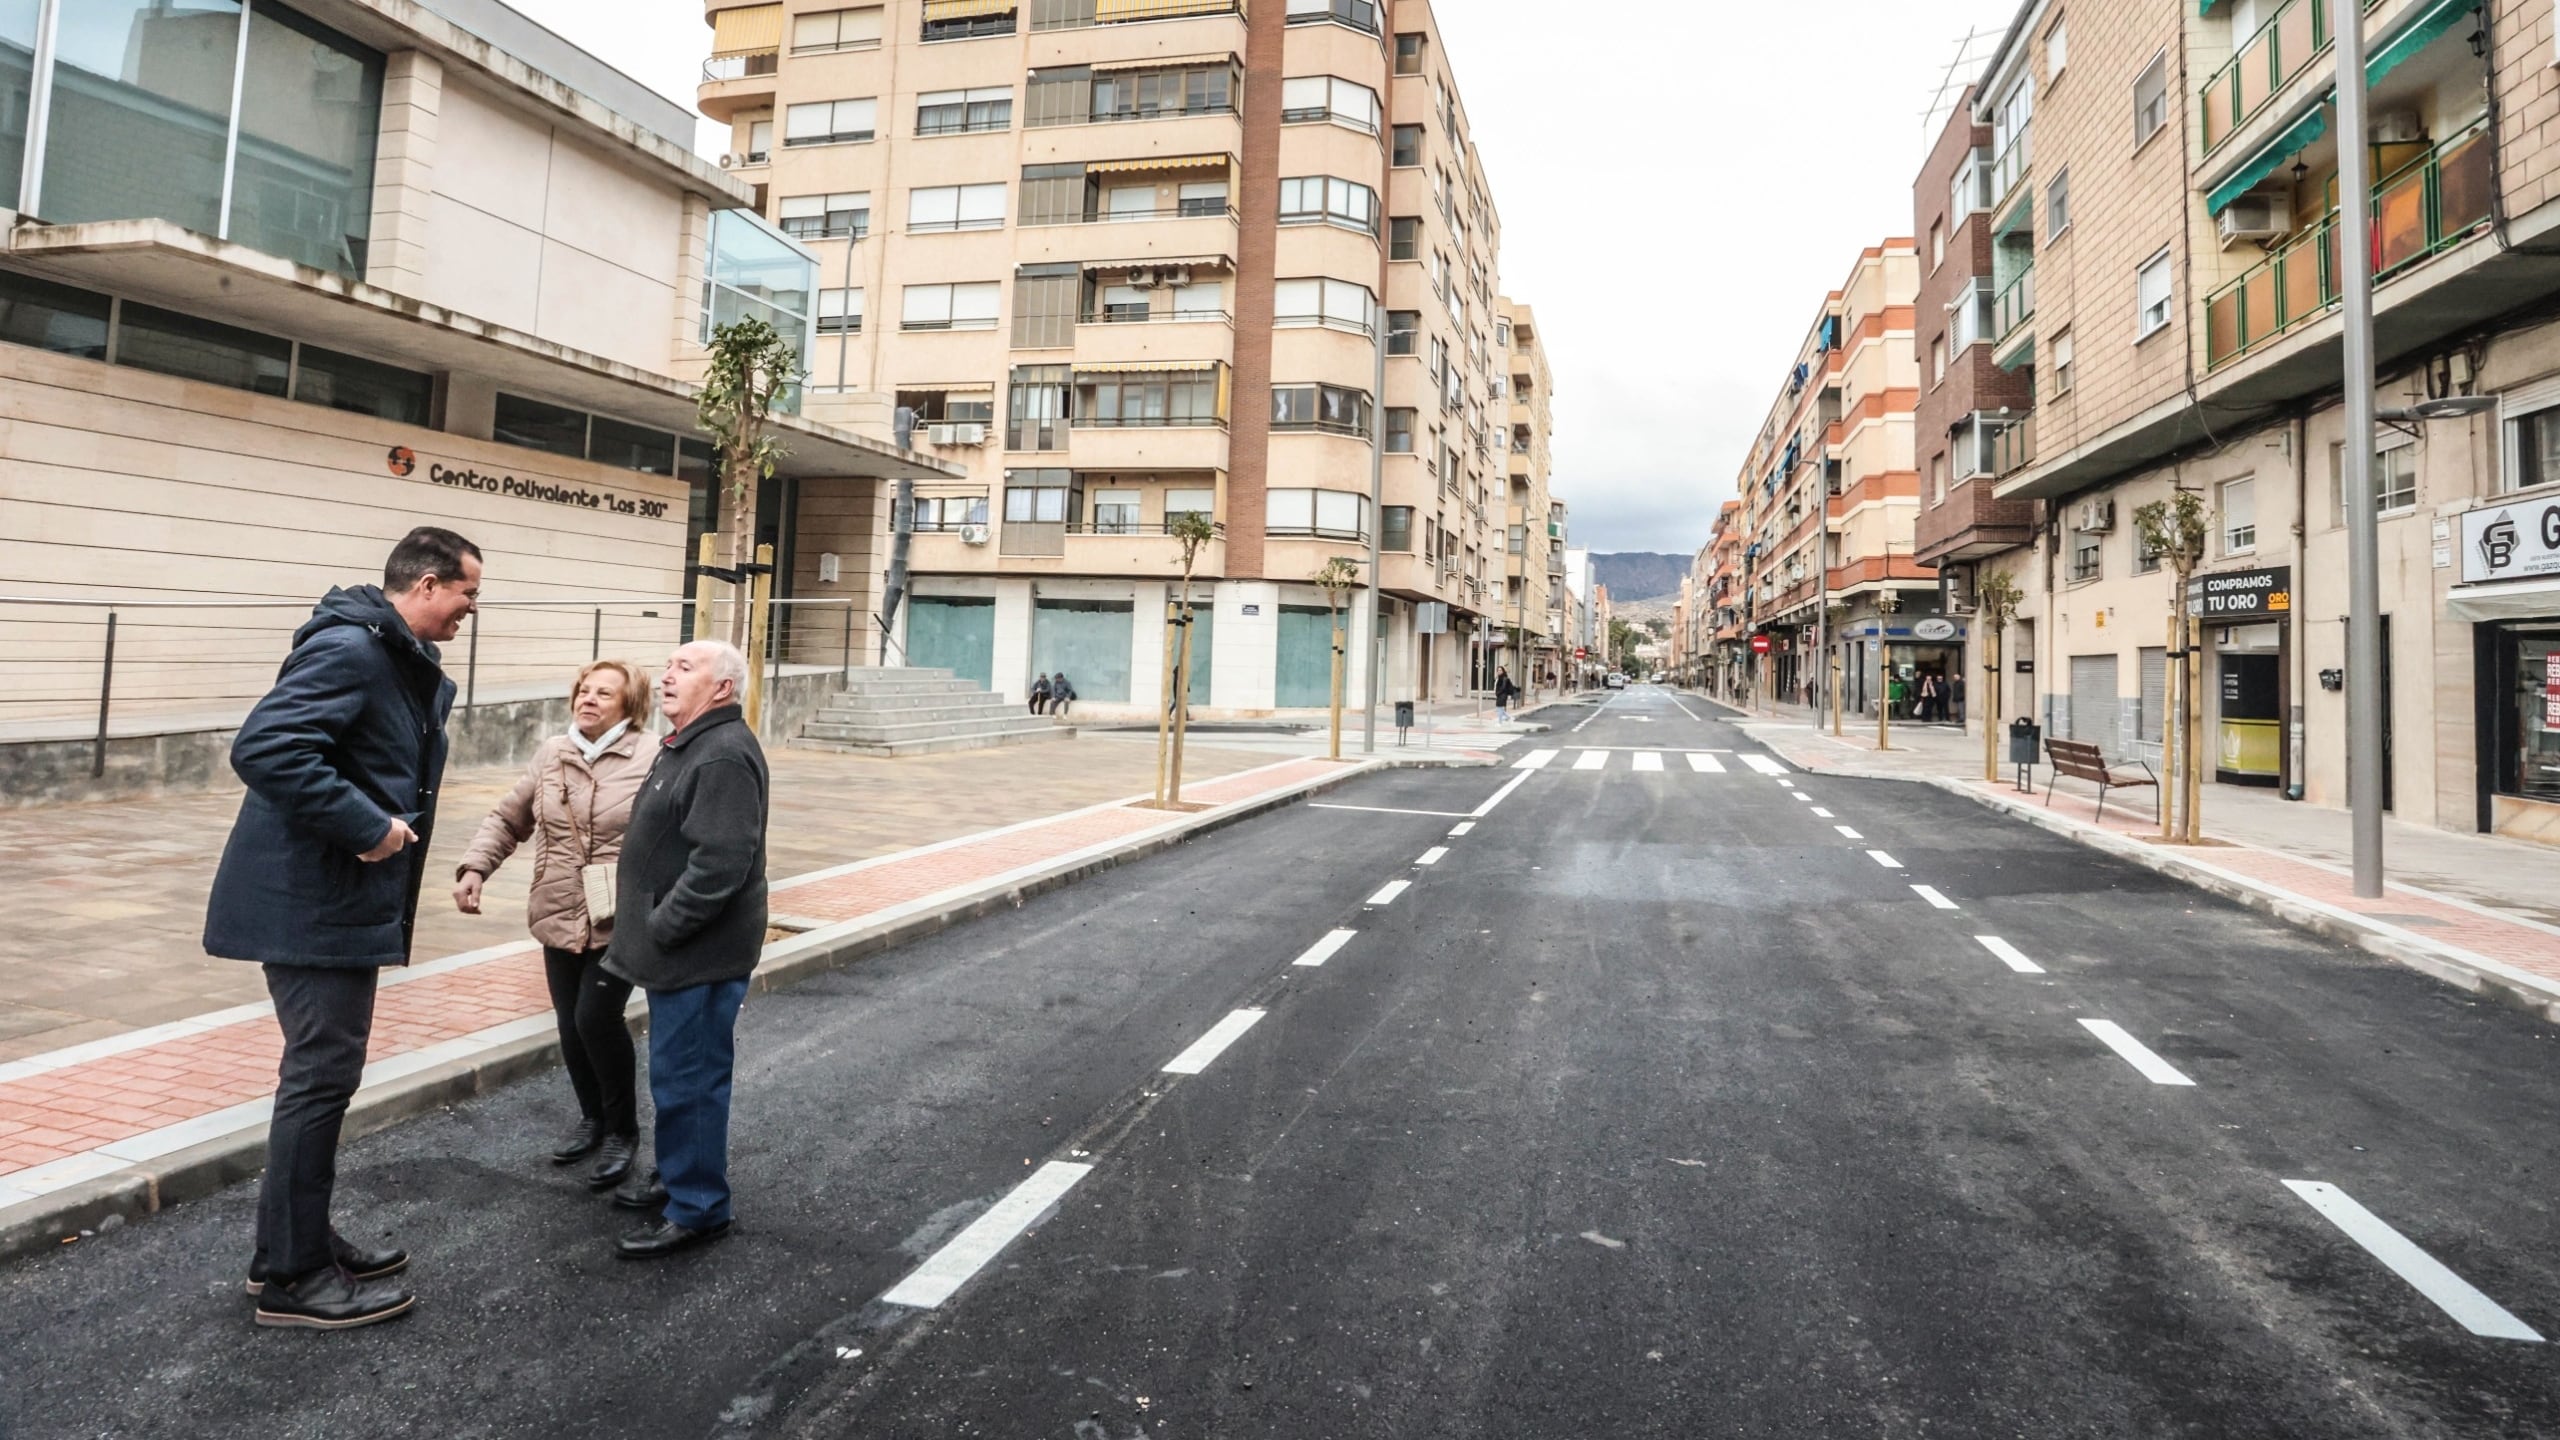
[0,757,1355,1184]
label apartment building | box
[700,0,1536,719]
[1498,297,1563,685]
[0,0,941,749]
[1968,0,2560,846]
[1695,502,1744,698]
[1725,242,1934,716]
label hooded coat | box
[203,586,455,968]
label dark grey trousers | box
[254,965,378,1281]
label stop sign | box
[1751,634,1772,654]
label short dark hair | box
[383,527,481,593]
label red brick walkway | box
[0,756,1362,1199]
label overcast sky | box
[507,0,2016,557]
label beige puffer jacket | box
[456,727,654,953]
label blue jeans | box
[646,978,749,1230]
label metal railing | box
[1065,519,1227,536]
[701,48,779,82]
[1020,202,1238,228]
[2199,0,2388,156]
[1994,264,2037,345]
[2203,119,2491,370]
[1990,122,2031,205]
[1992,414,2037,477]
[1079,307,1233,325]
[1028,0,1243,32]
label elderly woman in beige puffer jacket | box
[453,660,656,1190]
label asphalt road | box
[6,684,2559,1438]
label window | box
[1273,277,1378,335]
[1285,0,1380,36]
[1382,505,1415,552]
[1266,488,1372,540]
[2511,400,2560,492]
[2136,248,2173,338]
[1385,407,1416,452]
[2046,168,2070,238]
[1003,468,1076,523]
[1391,123,1423,167]
[918,87,1013,135]
[816,288,864,334]
[2052,329,2075,394]
[1166,488,1216,523]
[785,98,877,147]
[2136,531,2163,573]
[1271,383,1374,436]
[1387,310,1419,355]
[1091,62,1236,122]
[1007,365,1071,449]
[1089,488,1142,534]
[911,493,989,531]
[1013,263,1078,347]
[1171,280,1226,319]
[1932,335,1947,384]
[1948,279,1993,351]
[1284,76,1382,134]
[793,7,883,52]
[1279,176,1378,233]
[909,183,1007,232]
[1019,163,1087,225]
[702,210,816,371]
[0,270,111,361]
[1929,221,1945,270]
[590,416,680,475]
[2333,439,2421,521]
[745,120,773,163]
[1389,217,1420,261]
[778,191,869,241]
[2046,13,2066,76]
[294,345,434,425]
[901,282,1001,331]
[1395,31,1427,75]
[923,0,1017,40]
[1075,367,1223,427]
[117,302,290,397]
[1930,451,1949,503]
[494,393,588,459]
[1177,181,1229,217]
[2071,526,2103,581]
[1095,284,1150,323]
[2220,476,2256,553]
[1950,148,1990,220]
[2133,53,2168,146]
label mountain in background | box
[1591,553,1688,604]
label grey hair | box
[697,640,751,698]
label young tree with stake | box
[2132,491,2209,843]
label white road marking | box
[1811,808,1835,818]
[1836,826,1865,840]
[1793,793,1813,803]
[1572,750,1609,771]
[1633,751,1664,772]
[1366,880,1410,906]
[1471,773,1532,818]
[1448,821,1475,836]
[1685,753,1726,773]
[1975,936,2045,974]
[2282,1181,2546,1341]
[2077,1020,2196,1086]
[1742,755,1788,776]
[1292,929,1358,967]
[881,1161,1094,1309]
[1515,749,1560,770]
[1665,693,1702,721]
[1164,1008,1269,1075]
[1309,803,1475,818]
[1416,846,1448,865]
[1911,885,1958,909]
[1867,850,1903,869]
[1776,779,1795,788]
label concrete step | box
[793,724,1077,757]
[801,713,1067,744]
[832,678,987,698]
[814,691,1021,718]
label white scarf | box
[569,719,628,764]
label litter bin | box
[1394,699,1415,745]
[2007,719,2041,792]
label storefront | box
[2192,567,2293,790]
[2452,499,2560,844]
[1842,614,1967,722]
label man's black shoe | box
[550,1119,604,1164]
[610,1168,667,1211]
[244,1232,409,1297]
[585,1134,637,1191]
[252,1266,415,1330]
[616,1218,731,1260]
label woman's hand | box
[453,871,485,915]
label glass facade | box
[292,343,432,423]
[702,208,817,414]
[2494,623,2560,803]
[115,301,289,396]
[36,1,383,279]
[0,0,37,208]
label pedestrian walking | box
[1951,671,1967,726]
[1493,667,1519,723]
[1027,673,1051,716]
[604,641,770,1259]
[1047,671,1076,717]
[205,526,480,1330]
[1918,672,1944,724]
[452,660,655,1194]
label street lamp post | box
[2336,6,2386,899]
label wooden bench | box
[2044,737,2158,823]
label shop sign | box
[2187,566,2292,618]
[1912,618,1958,641]
[2547,652,2560,727]
[2462,500,2560,583]
[406,447,673,520]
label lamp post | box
[2335,5,2386,900]
[1876,581,1902,752]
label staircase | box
[794,667,1073,757]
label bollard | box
[464,610,479,709]
[591,607,602,661]
[92,610,117,779]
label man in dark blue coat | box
[204,527,480,1330]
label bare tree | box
[695,317,799,649]
[1156,511,1217,807]
[2133,490,2209,842]
[1313,557,1361,761]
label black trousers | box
[543,946,638,1137]
[255,964,378,1281]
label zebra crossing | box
[1512,748,1793,776]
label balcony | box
[1991,414,2036,478]
[697,48,779,122]
[1989,122,2030,207]
[1991,265,2035,370]
[2204,119,2490,371]
[2198,0,2405,157]
[1028,0,1244,30]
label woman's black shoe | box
[550,1119,603,1164]
[585,1134,636,1191]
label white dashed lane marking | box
[1366,880,1410,906]
[1975,936,2044,974]
[1867,850,1903,869]
[882,1162,1094,1310]
[1911,885,1958,909]
[1292,930,1358,967]
[1163,1009,1268,1075]
[1448,821,1475,837]
[2077,1019,2196,1087]
[1514,749,1559,770]
[1836,826,1865,840]
[1811,807,1834,818]
[1633,751,1664,772]
[1572,751,1608,771]
[1741,755,1788,776]
[2282,1181,2546,1342]
[1416,847,1448,866]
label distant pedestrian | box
[1047,671,1076,717]
[453,660,655,1194]
[1919,672,1945,723]
[205,526,480,1330]
[1027,673,1051,716]
[1951,671,1967,726]
[1493,667,1519,723]
[604,641,770,1260]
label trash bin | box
[2007,719,2042,766]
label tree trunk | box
[1168,578,1196,804]
[724,448,758,650]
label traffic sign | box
[1751,634,1772,654]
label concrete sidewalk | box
[1693,690,2560,1018]
[0,741,1469,1258]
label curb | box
[0,756,1430,1265]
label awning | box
[1097,253,1232,271]
[1092,51,1235,71]
[2208,103,2330,214]
[2368,0,2477,89]
[908,381,995,393]
[711,4,783,50]
[1074,360,1221,373]
[921,0,1015,19]
[2446,576,2560,622]
[1087,153,1228,175]
[1098,0,1232,18]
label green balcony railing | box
[2202,119,2492,371]
[1994,264,2036,345]
[2199,0,2390,156]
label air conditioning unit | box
[2217,195,2288,247]
[718,153,737,169]
[959,524,991,546]
[1162,266,1193,287]
[1126,267,1160,289]
[2371,110,2426,145]
[2078,499,2117,532]
[928,422,988,446]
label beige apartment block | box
[1966,0,2560,845]
[703,0,1537,717]
[0,0,942,771]
[1498,297,1564,686]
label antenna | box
[1919,22,2005,137]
